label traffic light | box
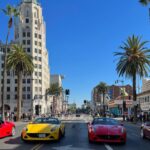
[84,100,87,104]
[65,89,70,95]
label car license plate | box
[38,134,46,138]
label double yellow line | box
[31,144,44,150]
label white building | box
[0,0,50,115]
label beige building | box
[0,0,50,115]
[137,78,150,112]
[50,75,65,114]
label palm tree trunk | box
[1,27,10,121]
[17,71,23,121]
[133,73,137,123]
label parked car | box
[141,121,150,139]
[21,117,65,142]
[0,119,16,138]
[88,117,126,144]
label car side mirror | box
[29,122,32,124]
[120,123,124,126]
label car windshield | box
[33,118,60,124]
[92,118,119,125]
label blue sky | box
[0,0,150,106]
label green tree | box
[114,35,150,122]
[96,82,108,116]
[46,83,63,96]
[1,5,19,120]
[139,0,150,5]
[7,45,34,121]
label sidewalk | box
[14,121,28,127]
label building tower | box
[13,0,50,115]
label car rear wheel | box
[11,127,16,136]
[141,129,145,139]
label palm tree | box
[96,82,108,116]
[46,83,63,96]
[114,35,150,122]
[1,5,19,120]
[7,45,34,121]
[139,0,150,5]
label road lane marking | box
[105,144,114,150]
[31,144,42,150]
[36,144,44,150]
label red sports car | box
[0,119,16,138]
[141,121,150,139]
[88,117,126,144]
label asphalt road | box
[0,120,150,150]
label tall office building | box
[0,0,50,115]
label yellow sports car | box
[21,117,65,141]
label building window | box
[22,40,26,45]
[35,87,38,91]
[39,80,42,84]
[35,72,37,76]
[23,32,26,37]
[27,79,30,83]
[35,33,37,38]
[7,95,10,100]
[26,18,29,23]
[39,72,42,76]
[1,63,4,68]
[35,56,37,60]
[39,49,42,54]
[39,57,42,61]
[27,94,31,99]
[23,79,26,83]
[35,48,37,53]
[27,32,30,37]
[35,41,37,45]
[39,34,41,39]
[35,20,38,24]
[27,87,30,91]
[15,95,17,99]
[39,87,42,91]
[15,79,17,84]
[23,87,26,91]
[27,40,30,45]
[23,94,26,99]
[39,42,42,47]
[27,48,30,52]
[7,79,10,84]
[15,87,17,92]
[1,79,3,84]
[39,65,42,69]
[7,71,10,76]
[7,87,10,92]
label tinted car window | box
[33,118,60,124]
[92,118,119,125]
